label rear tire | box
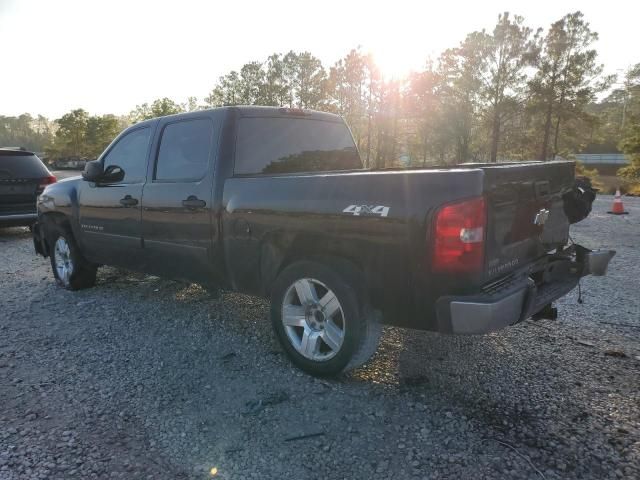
[47,223,97,290]
[270,260,381,376]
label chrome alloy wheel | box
[54,237,73,285]
[281,278,346,361]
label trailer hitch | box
[531,303,558,321]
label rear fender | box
[259,232,378,302]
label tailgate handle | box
[534,181,551,199]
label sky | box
[0,0,638,119]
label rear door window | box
[234,118,361,175]
[0,152,49,179]
[103,127,151,183]
[154,118,213,182]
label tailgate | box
[481,161,575,282]
[0,153,50,215]
[0,178,40,214]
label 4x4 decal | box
[342,205,390,217]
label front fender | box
[37,177,82,235]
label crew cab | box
[32,107,614,376]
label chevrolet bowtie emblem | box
[533,208,550,226]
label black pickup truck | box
[32,106,614,376]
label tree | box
[436,37,485,162]
[185,96,200,112]
[327,48,379,159]
[405,67,442,164]
[130,97,184,122]
[51,109,89,157]
[262,54,291,106]
[205,56,289,107]
[530,12,606,160]
[594,63,640,151]
[237,62,266,105]
[205,51,328,110]
[616,63,640,182]
[363,56,382,166]
[0,114,54,152]
[284,51,327,109]
[618,120,640,182]
[480,12,536,161]
[45,110,126,159]
[205,71,242,106]
[373,79,403,168]
[85,114,122,158]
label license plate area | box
[0,184,36,195]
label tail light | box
[37,174,57,193]
[432,196,486,273]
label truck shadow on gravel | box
[350,325,638,478]
[4,261,636,479]
[354,327,543,432]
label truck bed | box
[221,160,576,330]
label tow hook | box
[532,303,558,321]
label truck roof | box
[230,106,341,122]
[144,106,342,124]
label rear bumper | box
[435,248,615,335]
[0,212,37,227]
[441,287,530,334]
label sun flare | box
[371,48,414,79]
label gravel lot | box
[1,195,639,480]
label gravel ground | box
[1,195,639,480]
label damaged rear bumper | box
[435,246,615,335]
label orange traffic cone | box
[607,189,629,215]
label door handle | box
[119,195,138,207]
[182,196,206,209]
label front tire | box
[47,223,97,290]
[270,260,381,376]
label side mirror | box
[100,165,125,183]
[82,160,103,182]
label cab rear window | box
[234,117,362,175]
[0,152,49,179]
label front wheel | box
[47,223,97,290]
[270,260,381,376]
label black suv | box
[0,148,56,228]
